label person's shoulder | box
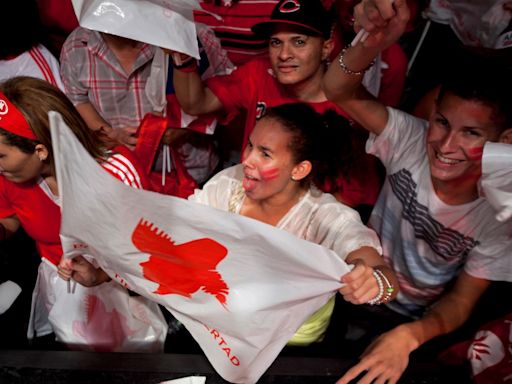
[108,145,139,164]
[237,57,272,75]
[387,106,428,132]
[0,175,13,191]
[102,146,146,189]
[313,100,350,119]
[0,175,39,197]
[207,57,270,88]
[388,106,424,121]
[307,186,361,219]
[33,44,59,61]
[190,164,243,207]
[62,27,95,49]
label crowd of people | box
[1,0,512,382]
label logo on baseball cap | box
[252,0,332,39]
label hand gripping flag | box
[50,111,350,383]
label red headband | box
[0,92,37,140]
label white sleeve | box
[366,107,429,174]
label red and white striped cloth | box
[0,44,64,90]
[194,0,279,65]
[102,151,145,190]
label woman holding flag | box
[189,102,399,348]
[0,76,166,351]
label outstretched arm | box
[170,52,224,116]
[323,0,410,135]
[337,271,489,384]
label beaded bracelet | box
[338,46,376,76]
[367,270,384,305]
[374,268,395,303]
[367,268,395,305]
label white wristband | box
[367,270,384,305]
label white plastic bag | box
[480,142,512,222]
[425,0,512,48]
[71,0,201,58]
[30,260,168,352]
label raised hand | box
[352,0,410,49]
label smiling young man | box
[323,0,512,383]
[171,0,383,212]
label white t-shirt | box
[0,45,64,90]
[367,107,512,318]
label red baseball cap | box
[252,0,332,39]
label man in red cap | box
[172,0,382,213]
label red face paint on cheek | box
[260,167,280,181]
[466,146,484,161]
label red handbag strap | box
[133,113,168,175]
[134,113,197,191]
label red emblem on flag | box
[133,219,229,305]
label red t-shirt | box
[0,148,147,266]
[206,58,382,206]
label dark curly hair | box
[261,103,367,192]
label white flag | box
[480,142,512,222]
[71,0,201,58]
[50,111,350,383]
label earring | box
[291,175,297,181]
[39,156,46,162]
